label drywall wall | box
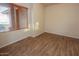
[0,3,44,48]
[45,4,79,39]
[31,4,45,37]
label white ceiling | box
[43,3,60,7]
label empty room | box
[0,3,79,56]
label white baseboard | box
[31,32,44,37]
[0,32,44,49]
[45,31,79,39]
[0,35,31,49]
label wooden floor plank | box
[0,32,79,56]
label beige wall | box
[31,4,45,37]
[0,3,44,48]
[45,4,79,39]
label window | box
[0,4,11,32]
[0,3,28,32]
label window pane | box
[0,5,11,32]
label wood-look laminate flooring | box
[0,32,79,56]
